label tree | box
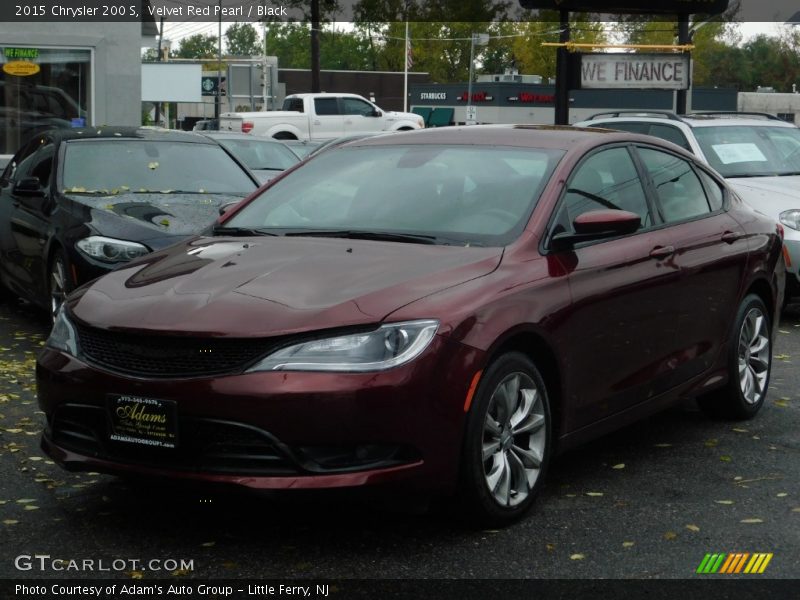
[173,34,218,59]
[226,23,262,57]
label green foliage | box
[226,23,262,57]
[173,34,218,59]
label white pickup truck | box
[219,93,425,140]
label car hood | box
[69,236,503,336]
[66,192,248,243]
[727,176,800,218]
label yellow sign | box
[3,61,40,77]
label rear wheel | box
[459,352,551,526]
[49,249,72,322]
[699,294,771,420]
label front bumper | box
[782,231,800,289]
[36,336,484,494]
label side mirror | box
[552,209,641,248]
[369,109,382,117]
[13,176,45,197]
[219,201,239,216]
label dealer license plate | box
[107,394,178,449]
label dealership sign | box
[2,61,40,77]
[579,54,690,90]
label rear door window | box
[638,148,712,223]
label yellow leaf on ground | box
[612,464,625,470]
[201,542,216,547]
[622,542,635,548]
[777,493,789,498]
[3,520,19,525]
[570,554,585,560]
[585,492,604,497]
[685,524,700,532]
[663,531,678,540]
[740,518,764,524]
[704,439,719,448]
[16,499,35,504]
[732,428,748,433]
[720,455,732,462]
[23,505,38,511]
[715,500,734,505]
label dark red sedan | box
[37,126,785,524]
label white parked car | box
[575,111,800,301]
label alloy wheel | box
[482,372,547,507]
[737,307,770,405]
[50,257,67,322]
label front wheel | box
[699,294,772,420]
[49,250,73,323]
[458,352,552,526]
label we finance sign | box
[579,54,690,90]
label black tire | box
[458,352,552,526]
[272,132,297,140]
[698,294,772,420]
[48,249,73,323]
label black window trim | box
[542,142,657,254]
[630,143,729,230]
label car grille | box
[48,404,417,476]
[75,324,273,378]
[51,404,299,475]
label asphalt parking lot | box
[1,296,799,582]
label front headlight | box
[779,210,800,231]
[247,320,439,373]
[76,236,150,263]
[46,305,79,357]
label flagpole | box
[403,20,409,112]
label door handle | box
[649,245,675,259]
[721,231,742,244]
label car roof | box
[341,124,665,151]
[36,126,220,145]
[200,132,285,142]
[579,112,796,130]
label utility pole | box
[676,14,690,115]
[215,0,222,120]
[311,0,320,93]
[155,16,164,125]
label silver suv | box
[575,111,800,300]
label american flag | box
[406,37,413,70]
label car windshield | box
[61,140,257,194]
[224,145,564,246]
[217,138,300,171]
[693,125,800,177]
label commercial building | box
[0,21,156,158]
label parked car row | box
[25,124,783,525]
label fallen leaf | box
[715,500,734,505]
[201,541,216,547]
[171,569,191,577]
[685,524,700,532]
[585,492,604,497]
[704,439,719,448]
[720,455,732,462]
[773,400,789,408]
[740,518,764,524]
[125,571,144,579]
[731,428,748,433]
[622,542,635,548]
[791,507,800,513]
[777,493,789,498]
[546,544,556,552]
[612,463,625,470]
[774,354,791,360]
[23,505,38,511]
[3,520,19,525]
[16,499,36,504]
[653,443,672,448]
[570,554,585,560]
[663,531,678,540]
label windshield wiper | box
[212,225,279,237]
[283,230,440,245]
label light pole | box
[466,32,489,125]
